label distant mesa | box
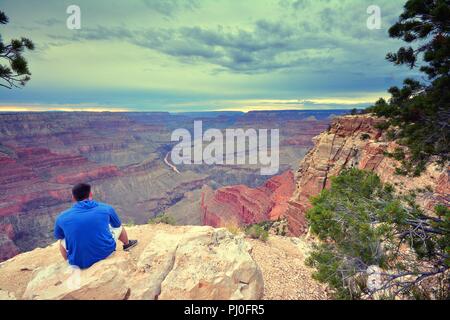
[304,116,317,121]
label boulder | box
[23,258,129,300]
[157,228,263,300]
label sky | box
[0,0,416,112]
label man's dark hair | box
[72,183,91,201]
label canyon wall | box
[285,115,449,235]
[200,171,294,227]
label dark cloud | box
[141,0,200,17]
[35,18,63,27]
[76,26,133,41]
[134,21,343,73]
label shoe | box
[123,239,138,251]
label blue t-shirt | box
[54,200,122,269]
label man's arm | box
[54,219,67,260]
[108,206,122,228]
[59,241,68,260]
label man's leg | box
[118,227,129,245]
[110,225,137,251]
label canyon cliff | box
[201,171,295,227]
[285,115,449,235]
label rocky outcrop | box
[0,224,264,300]
[201,171,295,227]
[285,115,449,235]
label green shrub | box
[224,222,242,235]
[306,168,448,300]
[391,148,406,161]
[374,121,390,131]
[385,130,397,141]
[148,214,176,225]
[124,218,135,227]
[245,224,269,242]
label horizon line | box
[0,108,360,114]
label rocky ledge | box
[0,224,264,300]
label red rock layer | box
[0,147,121,218]
[285,115,449,236]
[201,171,295,227]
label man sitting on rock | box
[54,183,138,269]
